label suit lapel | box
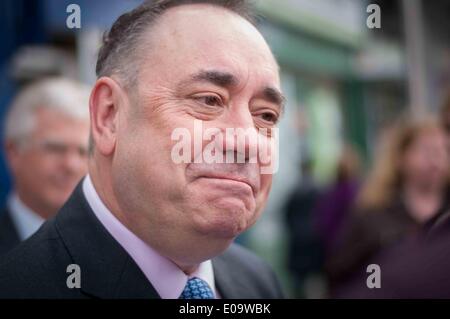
[55,182,160,299]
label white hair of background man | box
[4,78,90,144]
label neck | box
[89,159,201,275]
[88,160,129,227]
[14,190,56,220]
[178,263,199,275]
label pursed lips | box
[197,173,257,195]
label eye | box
[258,112,279,124]
[194,95,223,107]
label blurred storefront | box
[249,0,371,296]
[248,0,450,297]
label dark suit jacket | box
[0,182,284,299]
[0,209,20,256]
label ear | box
[89,77,125,156]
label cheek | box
[403,151,421,170]
[438,157,450,172]
[18,154,51,181]
[115,124,188,206]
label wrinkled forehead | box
[137,4,280,88]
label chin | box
[46,192,71,211]
[192,199,254,239]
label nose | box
[216,108,258,163]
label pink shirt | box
[82,175,218,299]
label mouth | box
[198,174,256,195]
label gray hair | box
[4,77,90,143]
[96,0,256,88]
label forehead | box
[32,108,88,135]
[138,4,280,88]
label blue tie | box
[179,277,215,299]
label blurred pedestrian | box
[315,144,362,256]
[326,117,450,292]
[337,206,450,298]
[0,78,90,255]
[284,158,323,298]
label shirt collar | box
[82,174,217,299]
[7,193,45,241]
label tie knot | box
[179,277,215,299]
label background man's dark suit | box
[0,182,284,299]
[0,209,20,256]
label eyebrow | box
[191,70,239,88]
[261,86,286,114]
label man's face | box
[112,5,282,257]
[8,108,89,218]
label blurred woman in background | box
[326,117,450,293]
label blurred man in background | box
[284,158,322,298]
[315,144,362,256]
[0,78,90,255]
